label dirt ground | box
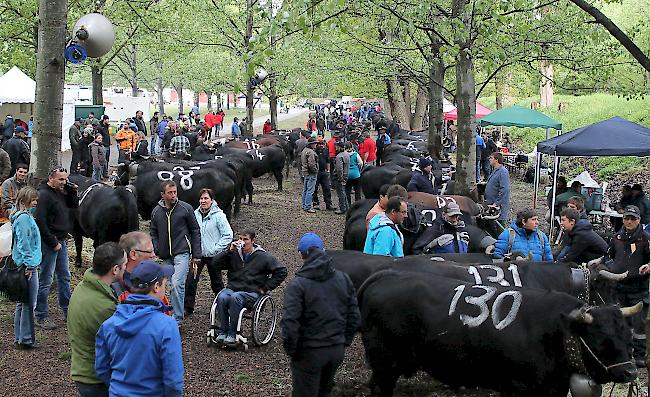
[0,168,646,396]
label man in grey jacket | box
[484,152,511,232]
[300,137,319,213]
[333,143,350,215]
[150,180,202,325]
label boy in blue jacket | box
[95,260,184,397]
[363,197,407,257]
[493,209,553,262]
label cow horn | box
[621,302,643,317]
[586,257,603,267]
[568,308,594,324]
[598,270,628,281]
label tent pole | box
[549,155,561,241]
[545,128,550,140]
[533,152,541,209]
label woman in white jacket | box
[184,188,233,314]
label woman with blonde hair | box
[11,186,41,349]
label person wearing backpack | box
[11,186,41,349]
[345,142,362,206]
[493,208,553,261]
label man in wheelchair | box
[212,229,287,345]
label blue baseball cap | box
[14,126,25,134]
[297,233,324,253]
[125,260,174,289]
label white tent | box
[0,66,36,103]
[569,171,600,189]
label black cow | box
[358,270,639,396]
[216,143,286,191]
[68,175,139,267]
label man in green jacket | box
[67,242,126,397]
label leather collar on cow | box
[570,266,590,303]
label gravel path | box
[0,167,646,396]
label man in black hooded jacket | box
[281,233,360,397]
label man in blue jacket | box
[364,197,407,257]
[475,132,486,183]
[493,209,553,262]
[407,158,435,194]
[282,233,360,397]
[95,260,183,397]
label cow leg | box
[73,232,83,267]
[368,370,398,397]
[273,168,283,191]
[246,180,254,204]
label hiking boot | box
[334,210,345,215]
[216,333,227,343]
[304,209,316,214]
[36,319,58,330]
[313,205,321,210]
[224,335,237,345]
[15,341,40,350]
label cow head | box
[113,163,130,187]
[566,304,639,384]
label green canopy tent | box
[477,105,563,227]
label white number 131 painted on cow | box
[448,284,522,330]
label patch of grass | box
[595,157,645,179]
[58,351,72,361]
[234,373,254,384]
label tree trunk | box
[206,91,213,112]
[495,74,504,110]
[428,46,445,158]
[411,85,428,131]
[539,60,553,108]
[244,0,254,136]
[31,0,67,179]
[387,78,411,129]
[402,78,411,124]
[193,91,200,108]
[130,45,138,97]
[269,76,278,129]
[455,47,478,199]
[246,86,254,136]
[91,61,103,105]
[174,83,184,115]
[156,77,164,115]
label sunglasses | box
[49,167,67,176]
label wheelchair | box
[206,289,277,351]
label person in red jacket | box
[306,115,317,132]
[205,111,215,140]
[358,131,377,164]
[214,111,224,137]
[262,119,273,134]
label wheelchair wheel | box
[251,295,276,346]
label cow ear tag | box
[631,243,637,254]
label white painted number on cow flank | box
[466,264,523,287]
[156,169,195,191]
[448,284,522,330]
[435,196,458,208]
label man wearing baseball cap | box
[95,260,184,396]
[608,204,650,367]
[412,202,470,254]
[281,233,360,397]
[2,124,30,176]
[407,157,435,195]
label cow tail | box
[356,269,396,307]
[115,186,140,232]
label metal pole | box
[549,155,561,241]
[533,152,541,209]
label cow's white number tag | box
[156,168,195,191]
[246,149,265,160]
[406,142,416,150]
[467,264,524,288]
[244,139,260,150]
[435,196,458,208]
[448,284,522,330]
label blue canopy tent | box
[537,116,650,238]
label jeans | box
[92,164,104,181]
[149,135,156,155]
[217,288,259,336]
[36,239,71,321]
[476,161,481,183]
[302,175,317,210]
[345,178,361,206]
[75,381,109,397]
[312,172,333,208]
[291,345,345,397]
[184,256,223,313]
[482,159,491,180]
[15,269,38,344]
[162,253,190,324]
[336,183,348,212]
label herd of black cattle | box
[67,123,644,397]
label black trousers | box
[290,345,345,397]
[618,290,649,361]
[184,256,224,313]
[345,178,361,205]
[75,382,108,397]
[312,171,333,208]
[70,148,81,173]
